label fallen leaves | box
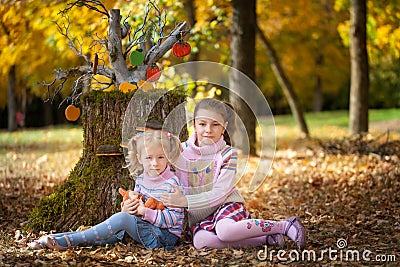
[1,133,399,266]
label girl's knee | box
[215,219,234,242]
[111,212,131,220]
[193,230,213,249]
[193,232,206,249]
[109,212,136,228]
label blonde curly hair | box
[125,130,181,175]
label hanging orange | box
[65,105,81,121]
[119,81,137,93]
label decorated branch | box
[43,0,191,121]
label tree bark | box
[108,9,130,83]
[43,101,53,126]
[349,0,369,135]
[256,24,310,137]
[7,65,17,132]
[230,0,257,154]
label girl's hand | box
[135,199,146,217]
[160,184,188,208]
[121,198,140,215]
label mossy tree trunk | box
[28,3,189,232]
[28,89,187,232]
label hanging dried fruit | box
[65,104,81,121]
[119,81,137,93]
[172,40,191,57]
[129,49,145,66]
[146,64,161,82]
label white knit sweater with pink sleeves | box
[174,133,245,226]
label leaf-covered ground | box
[1,128,399,266]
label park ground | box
[0,110,399,266]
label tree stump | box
[28,89,187,232]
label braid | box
[222,101,237,146]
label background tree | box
[256,25,309,137]
[6,65,17,132]
[349,0,369,134]
[256,0,350,114]
[1,1,399,139]
[28,0,189,231]
[1,2,33,132]
[0,1,106,128]
[229,0,257,154]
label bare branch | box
[123,0,166,57]
[59,0,109,18]
[45,1,190,104]
[145,21,189,65]
[124,5,152,57]
[147,0,164,45]
[54,15,91,65]
[43,64,113,105]
[131,21,189,81]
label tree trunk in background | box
[184,0,198,63]
[349,0,369,135]
[28,90,187,232]
[313,54,323,112]
[43,101,53,126]
[7,65,17,132]
[230,0,257,154]
[313,74,323,112]
[256,24,310,137]
[184,0,201,98]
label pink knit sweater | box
[175,133,244,226]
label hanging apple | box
[129,49,145,66]
[172,40,191,57]
[146,64,161,82]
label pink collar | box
[142,165,174,188]
[187,133,226,156]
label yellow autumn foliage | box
[0,0,399,110]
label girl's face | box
[137,144,168,177]
[194,108,228,146]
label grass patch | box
[1,109,398,160]
[259,109,400,148]
[1,125,83,182]
[271,108,400,128]
[0,125,83,152]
